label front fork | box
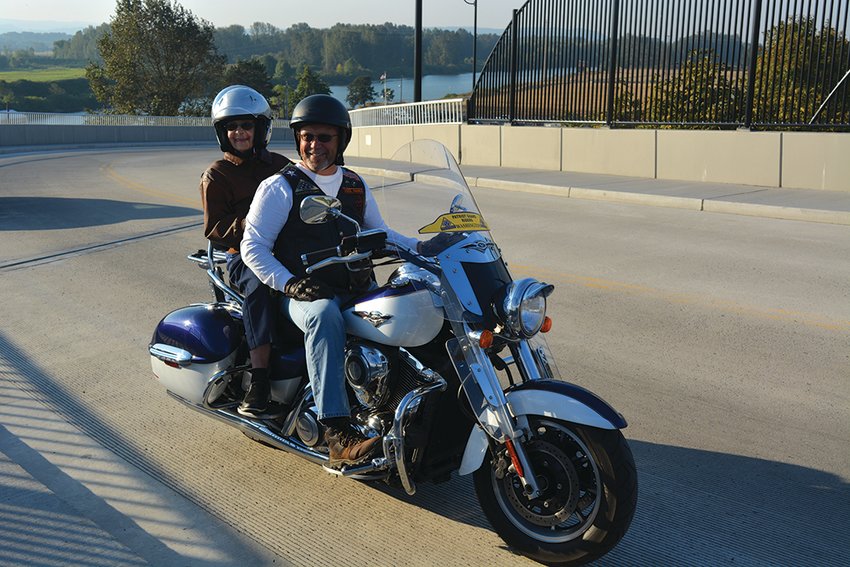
[451,335,542,498]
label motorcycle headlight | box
[502,278,555,338]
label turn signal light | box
[540,317,553,333]
[478,330,494,348]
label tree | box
[346,75,376,108]
[0,84,15,112]
[53,24,109,63]
[290,65,331,109]
[648,49,737,124]
[223,59,274,99]
[754,16,850,126]
[86,0,225,115]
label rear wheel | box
[473,419,637,565]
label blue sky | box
[3,0,521,32]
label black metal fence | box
[468,0,850,130]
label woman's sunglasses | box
[225,121,256,131]
[299,132,338,143]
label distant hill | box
[0,31,72,52]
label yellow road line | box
[511,263,850,332]
[101,162,200,209]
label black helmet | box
[211,85,273,157]
[290,94,351,165]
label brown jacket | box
[200,149,291,251]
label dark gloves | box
[283,277,335,302]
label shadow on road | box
[0,197,199,231]
[382,438,849,565]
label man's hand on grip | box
[283,277,334,302]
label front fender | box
[457,380,627,475]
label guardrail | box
[349,99,466,127]
[1,102,467,128]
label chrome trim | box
[503,278,554,338]
[168,390,330,466]
[352,310,393,328]
[305,251,371,275]
[516,340,543,381]
[202,365,249,409]
[383,376,447,495]
[382,348,447,495]
[149,343,193,366]
[345,344,391,407]
[191,241,244,307]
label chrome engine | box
[344,343,391,408]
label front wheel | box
[473,419,637,566]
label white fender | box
[457,387,623,475]
[459,425,489,475]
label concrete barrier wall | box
[350,125,849,193]
[562,128,656,178]
[781,132,850,191]
[657,130,783,186]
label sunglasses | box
[299,132,338,143]
[225,121,255,131]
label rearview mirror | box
[300,195,341,224]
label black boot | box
[238,368,270,417]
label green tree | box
[754,16,850,125]
[291,65,331,108]
[86,0,225,115]
[346,75,376,108]
[223,59,274,99]
[270,83,292,118]
[53,24,109,63]
[0,84,15,112]
[649,49,737,124]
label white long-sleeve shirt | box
[241,163,419,292]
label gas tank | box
[343,281,443,347]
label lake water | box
[330,72,475,105]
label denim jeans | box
[280,295,350,422]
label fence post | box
[744,0,763,129]
[509,9,519,123]
[606,0,621,126]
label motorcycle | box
[149,140,637,565]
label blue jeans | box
[226,253,274,351]
[280,295,350,422]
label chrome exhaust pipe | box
[168,391,328,466]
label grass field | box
[0,67,87,82]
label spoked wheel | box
[474,418,637,566]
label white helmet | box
[211,85,273,154]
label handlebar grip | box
[301,246,338,266]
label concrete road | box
[0,146,848,566]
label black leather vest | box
[273,165,367,290]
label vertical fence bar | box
[839,0,850,120]
[509,9,519,123]
[606,0,621,125]
[745,0,764,128]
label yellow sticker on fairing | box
[419,212,490,234]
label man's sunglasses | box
[224,121,255,131]
[299,132,338,143]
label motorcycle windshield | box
[370,140,560,430]
[372,140,494,259]
[371,140,504,323]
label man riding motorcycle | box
[240,94,419,466]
